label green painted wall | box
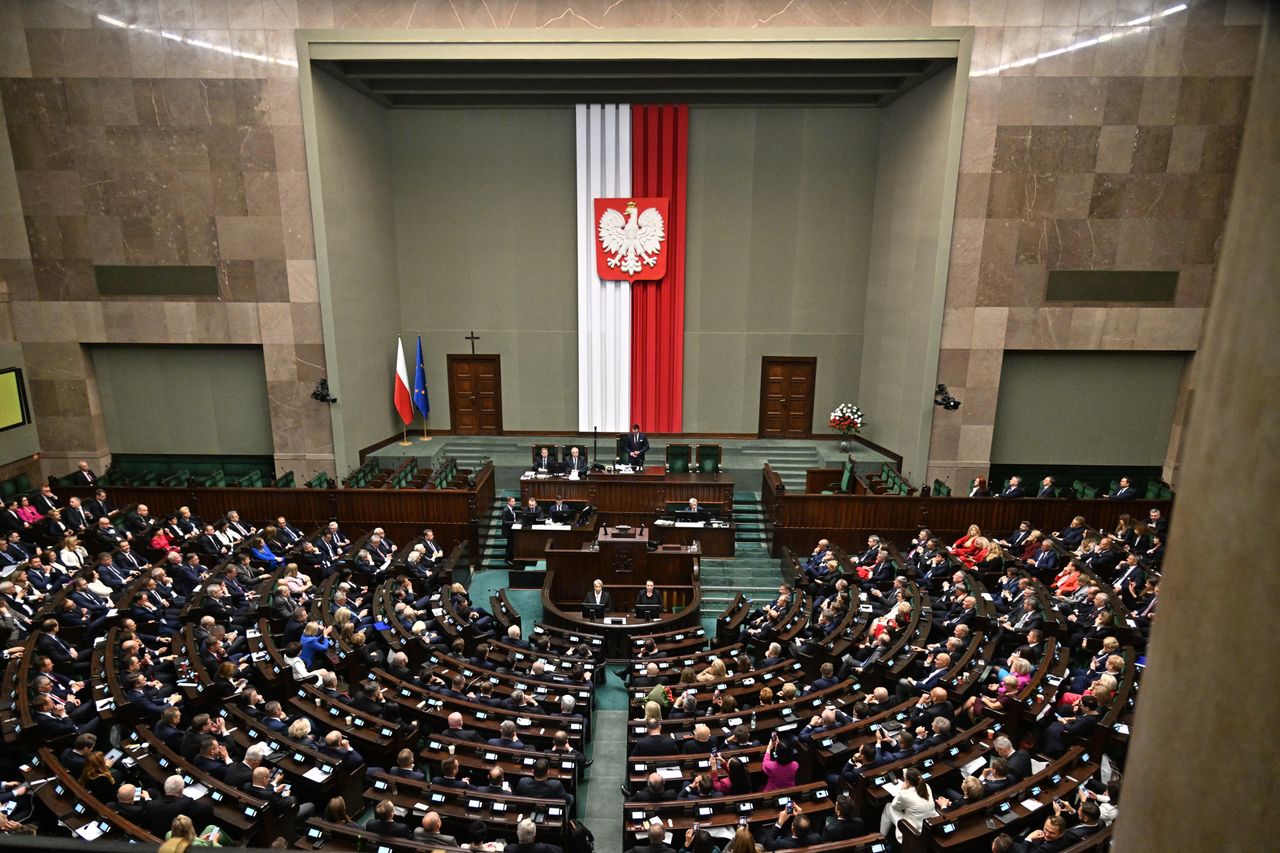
[389,108,578,431]
[90,345,273,455]
[683,107,881,433]
[313,72,403,466]
[859,70,956,479]
[0,343,39,466]
[991,351,1189,466]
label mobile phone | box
[693,822,700,832]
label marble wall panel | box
[0,0,1261,484]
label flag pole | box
[419,416,431,441]
[399,425,410,447]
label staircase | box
[737,443,821,492]
[699,491,784,614]
[477,490,518,573]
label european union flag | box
[413,335,430,419]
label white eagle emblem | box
[598,201,665,276]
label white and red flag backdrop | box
[575,104,688,433]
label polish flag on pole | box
[393,337,413,425]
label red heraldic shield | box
[593,197,669,282]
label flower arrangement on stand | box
[829,403,865,452]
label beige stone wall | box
[0,0,1263,483]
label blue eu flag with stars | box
[413,335,429,419]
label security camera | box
[934,384,961,411]
[311,379,337,404]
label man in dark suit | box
[895,653,950,703]
[32,485,59,516]
[759,805,822,851]
[431,755,470,788]
[365,799,413,838]
[1027,539,1060,578]
[85,489,117,521]
[485,720,527,751]
[223,743,268,791]
[244,765,313,821]
[1109,477,1137,500]
[583,578,612,612]
[63,496,91,533]
[501,496,519,564]
[632,718,677,757]
[566,446,589,476]
[515,759,572,813]
[388,748,426,781]
[1084,537,1123,581]
[623,424,649,467]
[507,818,564,853]
[993,735,1032,781]
[444,711,484,743]
[1035,476,1057,498]
[532,446,555,471]
[109,783,151,825]
[822,794,866,842]
[71,461,98,487]
[625,822,677,853]
[148,774,215,835]
[632,772,676,803]
[1112,554,1146,594]
[999,476,1026,498]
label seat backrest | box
[614,436,626,463]
[666,444,692,473]
[695,444,721,473]
[839,459,853,492]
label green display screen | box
[0,369,31,432]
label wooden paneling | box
[767,489,1173,556]
[519,472,733,525]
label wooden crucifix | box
[465,331,480,355]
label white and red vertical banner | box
[576,104,632,432]
[576,104,688,433]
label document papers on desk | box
[304,766,333,783]
[74,822,106,841]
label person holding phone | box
[761,799,821,849]
[761,732,799,792]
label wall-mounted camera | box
[311,379,337,404]
[934,383,961,411]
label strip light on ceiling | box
[95,13,299,68]
[971,3,1188,77]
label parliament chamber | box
[0,2,1275,852]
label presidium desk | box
[515,467,736,559]
[539,526,703,658]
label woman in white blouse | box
[58,535,87,570]
[881,767,939,843]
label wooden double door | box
[758,356,816,438]
[447,355,503,434]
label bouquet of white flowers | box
[829,403,865,435]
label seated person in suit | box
[524,498,544,522]
[632,771,676,803]
[485,719,528,751]
[431,755,470,788]
[414,811,458,847]
[532,446,554,471]
[1109,477,1137,500]
[547,495,572,518]
[509,817,564,853]
[624,424,649,467]
[365,798,412,838]
[635,579,662,612]
[388,748,425,780]
[760,802,822,850]
[999,476,1026,498]
[515,758,572,812]
[566,446,589,476]
[583,578,612,612]
[1036,476,1057,498]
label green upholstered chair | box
[695,444,721,474]
[666,444,692,474]
[822,458,854,494]
[12,473,32,493]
